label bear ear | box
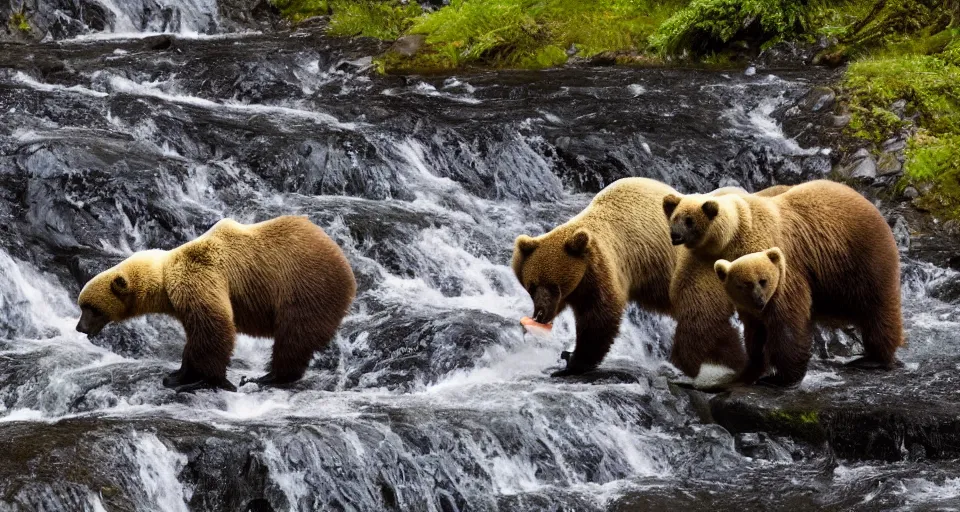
[702,201,720,220]
[515,235,539,257]
[765,247,783,264]
[565,230,590,256]
[714,260,731,282]
[111,275,130,295]
[663,194,681,219]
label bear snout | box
[669,229,685,246]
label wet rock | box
[877,152,903,176]
[888,214,911,252]
[882,137,907,153]
[710,359,960,462]
[839,156,877,180]
[800,86,836,112]
[829,114,851,128]
[929,274,960,304]
[735,432,794,462]
[852,148,871,160]
[890,99,908,118]
[390,34,426,57]
[903,186,920,200]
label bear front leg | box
[735,314,769,386]
[552,297,625,377]
[669,260,746,385]
[166,285,238,392]
[756,282,812,388]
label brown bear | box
[512,177,757,379]
[664,180,903,386]
[714,248,790,384]
[659,183,795,387]
[76,216,357,392]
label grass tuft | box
[327,1,423,40]
[270,0,330,22]
[390,0,684,71]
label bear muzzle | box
[669,229,685,246]
[76,310,109,337]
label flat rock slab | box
[701,358,960,461]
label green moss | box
[387,0,685,71]
[843,30,960,219]
[904,131,960,216]
[9,10,30,33]
[328,1,423,40]
[650,0,808,56]
[769,410,819,425]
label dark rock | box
[589,51,619,66]
[890,99,908,118]
[711,359,960,462]
[800,86,836,112]
[830,114,851,128]
[838,155,877,180]
[877,152,903,176]
[883,137,907,153]
[903,186,920,200]
[390,34,426,57]
[929,274,960,304]
[888,214,910,252]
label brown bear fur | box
[512,178,684,376]
[76,216,357,392]
[660,183,793,384]
[512,179,791,379]
[664,180,903,386]
[714,248,790,384]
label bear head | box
[511,228,591,325]
[714,247,785,314]
[76,250,166,336]
[662,193,739,252]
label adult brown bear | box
[665,180,903,386]
[76,216,356,392]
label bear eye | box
[82,304,103,317]
[759,279,767,287]
[684,217,693,227]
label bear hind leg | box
[847,307,903,370]
[256,316,337,386]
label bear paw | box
[163,369,236,393]
[845,356,902,371]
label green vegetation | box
[842,25,960,218]
[270,0,330,22]
[386,0,684,71]
[650,0,807,56]
[327,1,422,39]
[9,8,30,33]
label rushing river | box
[1,3,959,511]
